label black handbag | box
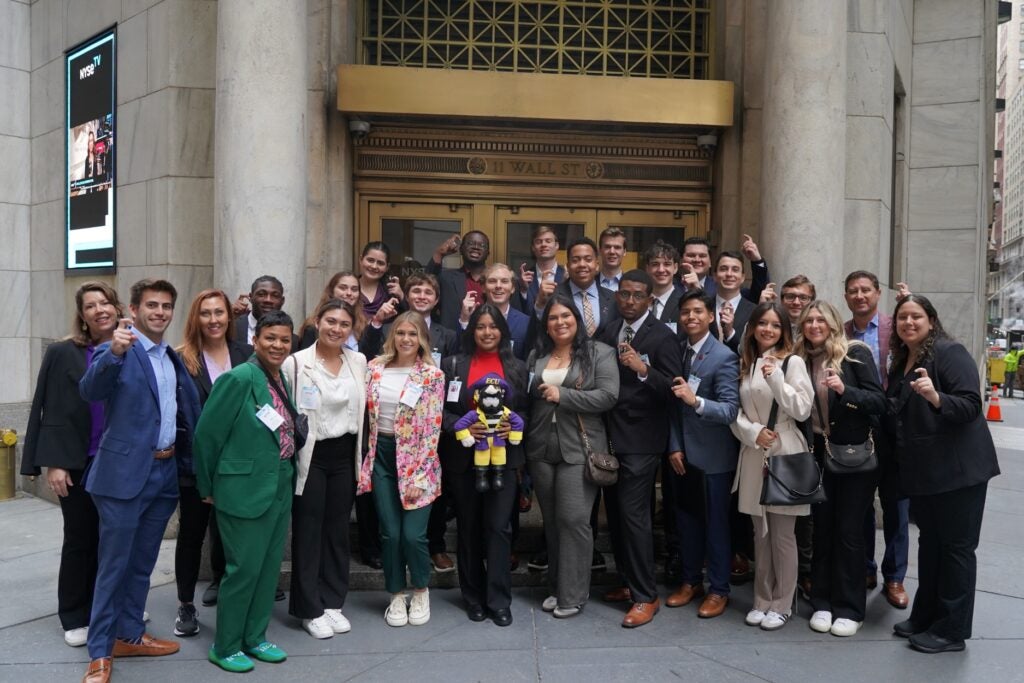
[758,357,826,506]
[814,384,878,474]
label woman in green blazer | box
[194,311,298,673]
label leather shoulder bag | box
[814,386,877,474]
[573,360,619,487]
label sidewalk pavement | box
[2,401,1023,682]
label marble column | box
[759,1,846,303]
[214,0,307,321]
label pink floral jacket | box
[357,357,445,510]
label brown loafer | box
[622,598,660,628]
[884,581,909,609]
[697,593,729,618]
[83,657,112,683]
[666,583,705,608]
[431,552,455,573]
[112,633,180,657]
[602,586,632,603]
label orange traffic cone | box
[987,385,1004,422]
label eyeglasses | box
[782,293,812,303]
[615,290,650,302]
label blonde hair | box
[794,300,865,376]
[379,311,435,367]
[71,281,125,347]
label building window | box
[359,0,713,79]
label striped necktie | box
[624,325,634,344]
[580,291,596,336]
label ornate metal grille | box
[360,1,713,79]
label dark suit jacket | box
[667,335,741,474]
[885,339,1000,496]
[709,296,755,353]
[695,259,770,303]
[440,354,529,474]
[361,319,460,362]
[79,340,201,499]
[597,315,682,455]
[425,258,480,332]
[813,344,887,445]
[235,315,299,350]
[553,280,620,338]
[506,306,535,360]
[655,287,685,336]
[513,264,566,314]
[188,340,253,407]
[21,341,92,475]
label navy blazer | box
[693,259,770,304]
[667,335,741,474]
[21,341,92,475]
[513,264,566,314]
[505,306,535,360]
[79,340,201,499]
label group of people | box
[20,227,1000,683]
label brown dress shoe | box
[697,593,729,618]
[112,633,180,657]
[83,657,112,683]
[602,586,632,603]
[431,552,455,573]
[622,599,660,628]
[666,583,705,608]
[884,581,909,609]
[730,553,752,584]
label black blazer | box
[188,340,253,407]
[554,280,621,338]
[425,259,476,332]
[234,315,299,350]
[886,339,1000,496]
[656,288,685,328]
[710,296,755,353]
[813,344,887,445]
[440,354,529,474]
[597,315,683,455]
[21,341,92,475]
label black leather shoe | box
[893,619,926,639]
[491,608,513,627]
[201,581,219,607]
[467,604,486,622]
[491,466,505,491]
[474,467,490,493]
[909,631,966,654]
[274,589,285,602]
[363,555,384,570]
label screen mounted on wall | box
[66,27,116,271]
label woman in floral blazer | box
[356,312,445,627]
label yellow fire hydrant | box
[0,429,17,501]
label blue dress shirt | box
[136,331,178,449]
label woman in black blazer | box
[886,295,1000,654]
[441,304,529,626]
[172,289,253,637]
[795,301,886,638]
[21,282,124,647]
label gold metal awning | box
[337,65,734,128]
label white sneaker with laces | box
[542,596,558,612]
[809,610,833,633]
[408,589,430,626]
[830,618,862,637]
[385,593,408,627]
[64,627,88,647]
[302,615,334,639]
[323,609,351,634]
[760,611,789,631]
[745,609,766,626]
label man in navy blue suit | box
[79,279,200,683]
[462,263,534,360]
[515,224,565,313]
[666,290,741,619]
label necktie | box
[682,346,694,377]
[652,299,661,320]
[716,306,724,342]
[624,325,634,345]
[581,291,596,336]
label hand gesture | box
[741,233,762,262]
[756,427,777,449]
[231,293,250,318]
[617,342,644,374]
[386,276,404,301]
[459,292,480,324]
[761,355,777,379]
[538,383,560,404]
[439,233,461,256]
[373,297,399,325]
[910,367,940,407]
[518,262,534,294]
[896,282,912,301]
[536,277,557,309]
[110,318,136,357]
[719,301,735,337]
[672,376,697,406]
[46,467,73,498]
[760,282,777,304]
[822,367,845,395]
[681,263,701,291]
[667,451,687,476]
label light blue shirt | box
[136,330,178,450]
[569,281,602,332]
[599,271,622,291]
[849,313,882,382]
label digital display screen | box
[66,28,116,271]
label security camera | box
[348,119,371,140]
[697,133,718,155]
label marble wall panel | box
[926,292,982,356]
[30,0,63,71]
[165,177,214,266]
[889,0,912,86]
[0,271,31,337]
[742,0,766,110]
[29,128,62,205]
[306,91,327,269]
[0,204,30,270]
[163,264,213,342]
[846,115,893,202]
[308,3,330,92]
[117,90,169,185]
[0,67,29,138]
[145,178,169,264]
[117,180,148,266]
[148,0,216,91]
[29,199,62,271]
[118,9,149,104]
[911,37,981,106]
[29,56,62,138]
[0,0,30,70]
[848,0,886,34]
[847,32,894,121]
[167,87,214,178]
[843,198,885,280]
[30,269,66,340]
[907,165,978,230]
[912,0,981,44]
[123,0,161,21]
[739,107,762,238]
[0,338,32,403]
[909,102,980,168]
[64,0,120,52]
[0,135,31,205]
[905,229,979,292]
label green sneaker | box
[244,641,287,663]
[208,647,255,673]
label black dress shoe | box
[491,466,505,491]
[467,604,486,622]
[274,588,285,602]
[909,631,966,654]
[474,467,490,493]
[201,581,220,607]
[893,619,926,639]
[491,608,513,627]
[363,555,384,570]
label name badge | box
[431,351,442,366]
[687,375,702,393]
[256,404,284,431]
[299,385,320,410]
[447,380,462,403]
[639,353,650,366]
[666,322,677,335]
[400,383,423,408]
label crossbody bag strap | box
[764,355,792,433]
[255,359,300,425]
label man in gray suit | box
[665,290,740,619]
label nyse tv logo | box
[79,54,101,80]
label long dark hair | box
[739,301,793,376]
[890,294,949,370]
[462,303,515,364]
[537,293,594,379]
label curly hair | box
[889,294,949,371]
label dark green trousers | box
[214,457,293,657]
[371,435,432,593]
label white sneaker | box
[809,610,833,633]
[64,627,88,647]
[830,618,862,637]
[302,615,334,639]
[385,593,408,627]
[323,608,351,634]
[745,609,766,626]
[542,596,558,612]
[408,589,430,626]
[760,611,790,631]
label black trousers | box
[605,453,660,604]
[57,468,99,630]
[289,435,357,619]
[175,482,225,603]
[809,435,878,621]
[427,490,450,555]
[448,465,518,611]
[356,486,382,561]
[910,482,988,641]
